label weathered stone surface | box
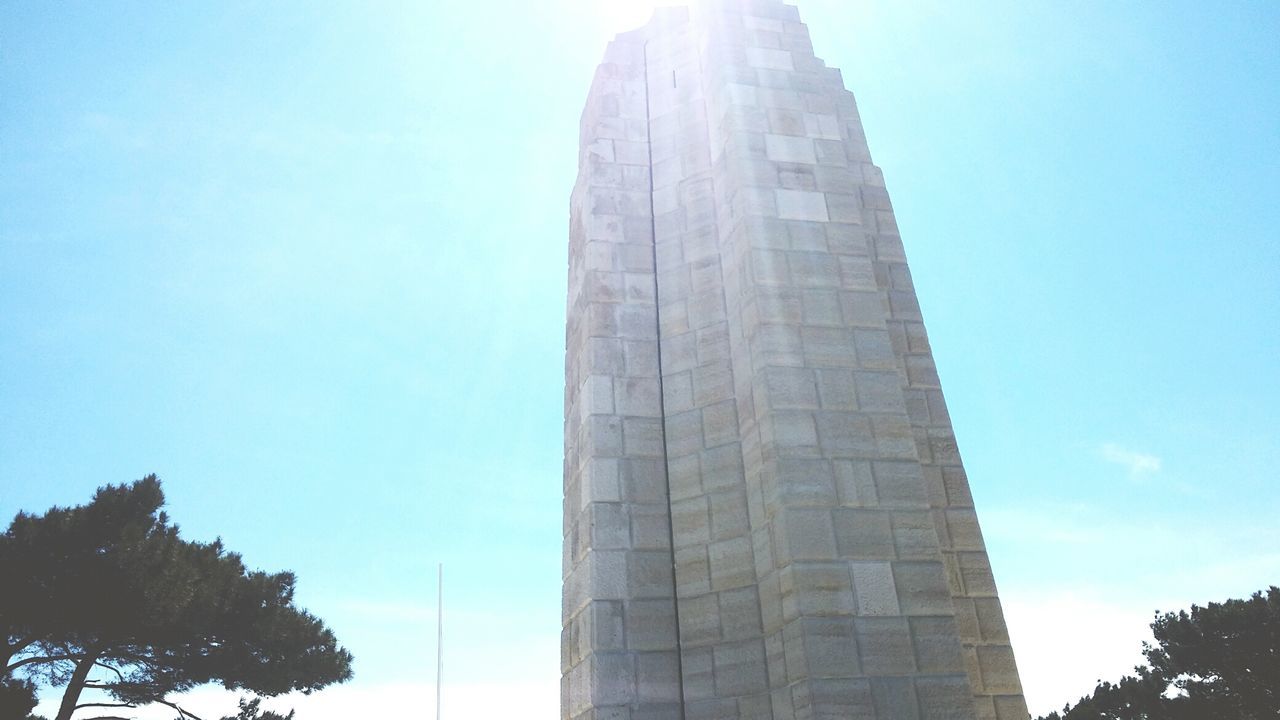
[564,2,1026,719]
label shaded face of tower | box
[562,2,1028,719]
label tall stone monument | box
[562,2,1028,718]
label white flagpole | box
[436,563,443,720]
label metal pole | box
[436,563,443,720]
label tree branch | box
[75,703,137,710]
[5,634,35,653]
[6,653,84,672]
[154,697,207,720]
[94,660,127,681]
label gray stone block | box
[916,676,976,720]
[854,617,916,675]
[710,536,756,590]
[910,616,967,674]
[798,617,860,676]
[850,561,900,617]
[893,561,954,616]
[834,510,895,560]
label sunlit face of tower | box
[591,0,668,34]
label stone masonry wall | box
[564,2,1028,719]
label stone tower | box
[561,2,1028,718]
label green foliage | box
[1038,587,1280,720]
[221,696,296,720]
[0,676,39,718]
[0,476,353,720]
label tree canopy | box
[1039,586,1280,720]
[0,476,353,720]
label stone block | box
[663,370,695,414]
[801,289,842,325]
[977,645,1022,694]
[752,323,804,366]
[915,676,975,720]
[583,458,623,507]
[697,325,733,364]
[832,460,877,507]
[771,458,838,506]
[974,598,1011,643]
[665,409,704,457]
[767,107,806,137]
[713,640,769,696]
[616,377,662,417]
[853,328,897,370]
[719,586,764,641]
[747,46,795,72]
[892,511,942,560]
[942,466,975,508]
[797,617,861,679]
[782,562,855,616]
[631,504,672,550]
[893,561,953,616]
[672,497,711,547]
[952,599,980,642]
[764,134,817,166]
[958,552,998,596]
[814,368,857,411]
[702,400,739,448]
[873,415,918,459]
[625,338,662,377]
[682,592,723,644]
[627,599,678,651]
[757,287,804,323]
[751,248,791,285]
[770,411,818,447]
[854,617,915,675]
[946,509,985,551]
[701,444,745,491]
[590,600,627,652]
[592,652,636,706]
[778,507,837,561]
[910,616,966,674]
[786,221,826,251]
[622,458,668,504]
[834,510,895,561]
[870,678,921,720]
[776,189,828,221]
[591,503,632,550]
[629,551,676,599]
[802,327,857,368]
[872,461,930,508]
[693,362,735,407]
[709,535,756,590]
[624,417,666,457]
[675,545,711,596]
[850,561,900,616]
[710,490,751,540]
[681,646,715,701]
[584,415,624,459]
[789,251,841,288]
[814,412,876,456]
[994,695,1031,720]
[765,366,819,409]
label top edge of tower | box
[609,0,801,45]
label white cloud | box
[1101,443,1162,477]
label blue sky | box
[1,1,1277,716]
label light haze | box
[1,1,1277,717]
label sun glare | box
[594,0,667,35]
